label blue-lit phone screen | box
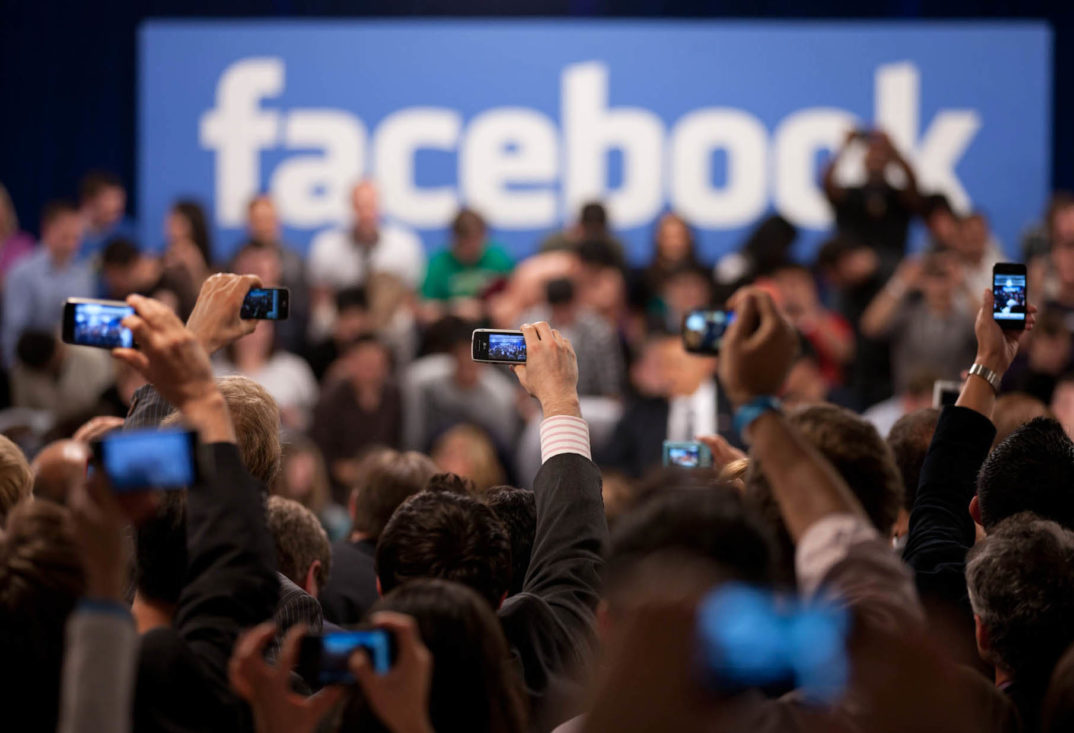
[488,333,526,362]
[101,429,195,491]
[668,445,702,467]
[74,302,134,348]
[241,288,280,319]
[993,273,1027,323]
[320,630,391,682]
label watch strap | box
[968,363,1002,393]
[733,396,782,438]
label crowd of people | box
[2,126,1074,732]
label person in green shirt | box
[421,208,514,301]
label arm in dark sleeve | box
[902,406,995,607]
[123,384,174,430]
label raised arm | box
[821,130,857,206]
[860,258,920,339]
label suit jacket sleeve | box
[901,405,995,611]
[124,384,174,430]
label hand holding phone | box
[91,428,200,492]
[472,329,526,364]
[992,263,1027,331]
[682,310,735,355]
[240,287,290,320]
[662,440,713,468]
[298,629,394,687]
[62,298,134,349]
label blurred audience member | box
[2,201,90,367]
[1050,374,1074,441]
[163,199,213,292]
[862,253,976,393]
[993,392,1052,449]
[273,436,350,541]
[0,182,34,287]
[310,336,402,495]
[421,208,513,309]
[769,264,854,386]
[303,286,371,381]
[956,211,1004,298]
[823,129,921,274]
[430,423,507,492]
[919,193,961,252]
[576,239,629,327]
[862,369,938,438]
[77,171,136,258]
[780,338,854,409]
[887,406,941,542]
[11,331,114,422]
[1003,308,1072,404]
[216,322,318,431]
[100,239,194,317]
[540,200,625,266]
[634,213,705,309]
[714,213,797,289]
[483,485,536,597]
[266,495,332,601]
[0,433,32,526]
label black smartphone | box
[62,298,135,349]
[662,440,713,468]
[993,263,1027,331]
[682,309,735,355]
[471,329,526,364]
[240,287,290,320]
[91,428,199,492]
[297,629,393,687]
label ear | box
[375,576,382,597]
[892,508,910,541]
[347,491,358,523]
[595,599,613,643]
[498,591,507,610]
[969,495,983,526]
[303,560,322,597]
[974,613,990,658]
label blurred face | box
[452,342,481,388]
[656,215,691,262]
[454,227,486,264]
[1052,240,1074,288]
[835,247,878,287]
[165,209,192,243]
[335,307,371,342]
[347,343,389,387]
[352,183,379,232]
[662,271,712,317]
[921,269,952,308]
[233,246,282,286]
[247,198,279,243]
[958,215,989,260]
[772,269,818,319]
[283,452,317,504]
[1052,204,1074,246]
[864,138,892,177]
[43,212,83,262]
[782,358,828,407]
[92,185,126,228]
[236,321,274,359]
[927,209,959,247]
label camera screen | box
[73,302,134,349]
[488,333,526,363]
[683,310,735,353]
[993,273,1027,323]
[241,288,281,319]
[320,631,391,683]
[667,445,702,467]
[101,429,195,491]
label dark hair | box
[608,483,776,597]
[78,170,123,203]
[577,238,621,269]
[16,330,57,370]
[344,579,528,733]
[977,417,1074,531]
[421,315,476,354]
[336,286,369,313]
[483,486,536,596]
[171,199,213,266]
[425,472,475,496]
[376,491,512,610]
[101,237,140,268]
[887,408,941,512]
[746,405,902,582]
[967,513,1074,691]
[266,496,332,590]
[0,501,84,733]
[40,199,78,230]
[815,235,864,272]
[992,393,1053,450]
[452,208,486,239]
[922,193,954,219]
[350,449,438,541]
[742,214,796,277]
[580,201,607,227]
[545,277,575,306]
[135,492,188,604]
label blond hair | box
[0,435,32,527]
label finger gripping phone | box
[91,428,200,492]
[298,629,394,687]
[240,287,290,320]
[682,310,735,355]
[62,298,135,349]
[993,263,1027,331]
[662,440,713,468]
[472,329,526,364]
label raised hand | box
[185,273,263,355]
[974,288,1037,376]
[511,321,581,419]
[718,288,800,408]
[349,612,434,733]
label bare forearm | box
[861,285,903,338]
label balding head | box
[31,440,89,506]
[351,181,380,232]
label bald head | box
[32,440,89,505]
[351,181,380,235]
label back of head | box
[266,496,331,591]
[483,486,536,597]
[135,491,188,605]
[101,237,140,269]
[887,407,941,513]
[993,393,1052,450]
[31,439,90,506]
[376,491,511,609]
[350,449,437,541]
[78,170,123,205]
[978,417,1074,531]
[0,501,84,732]
[16,330,58,371]
[344,579,527,733]
[0,435,32,526]
[966,513,1074,691]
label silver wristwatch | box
[968,363,1002,393]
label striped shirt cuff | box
[539,415,591,463]
[796,513,879,598]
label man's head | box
[78,171,126,230]
[246,195,280,245]
[451,208,487,264]
[976,417,1074,532]
[966,513,1074,689]
[348,449,438,542]
[863,131,894,178]
[40,200,83,263]
[923,194,959,247]
[958,212,990,262]
[350,180,380,235]
[341,335,391,391]
[483,486,536,597]
[1048,191,1074,249]
[816,236,878,290]
[579,201,609,239]
[375,490,512,610]
[334,287,371,343]
[0,435,32,527]
[266,496,331,596]
[30,440,89,506]
[996,392,1053,449]
[887,407,941,515]
[100,238,146,300]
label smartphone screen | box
[472,330,527,364]
[240,288,290,320]
[93,428,198,491]
[63,299,134,349]
[300,630,392,685]
[932,380,962,408]
[682,310,735,355]
[662,441,713,468]
[993,265,1027,330]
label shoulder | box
[309,228,346,257]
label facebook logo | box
[140,21,1051,263]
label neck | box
[132,592,175,634]
[995,666,1013,688]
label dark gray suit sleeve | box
[123,384,174,430]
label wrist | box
[733,396,783,439]
[974,351,1009,376]
[540,395,582,419]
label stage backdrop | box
[140,21,1051,265]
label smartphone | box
[240,287,290,320]
[662,440,713,469]
[992,263,1027,331]
[932,380,962,408]
[91,428,199,492]
[297,629,393,687]
[696,583,849,703]
[682,310,735,355]
[472,329,526,364]
[62,298,135,349]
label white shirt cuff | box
[795,513,879,598]
[539,415,591,463]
